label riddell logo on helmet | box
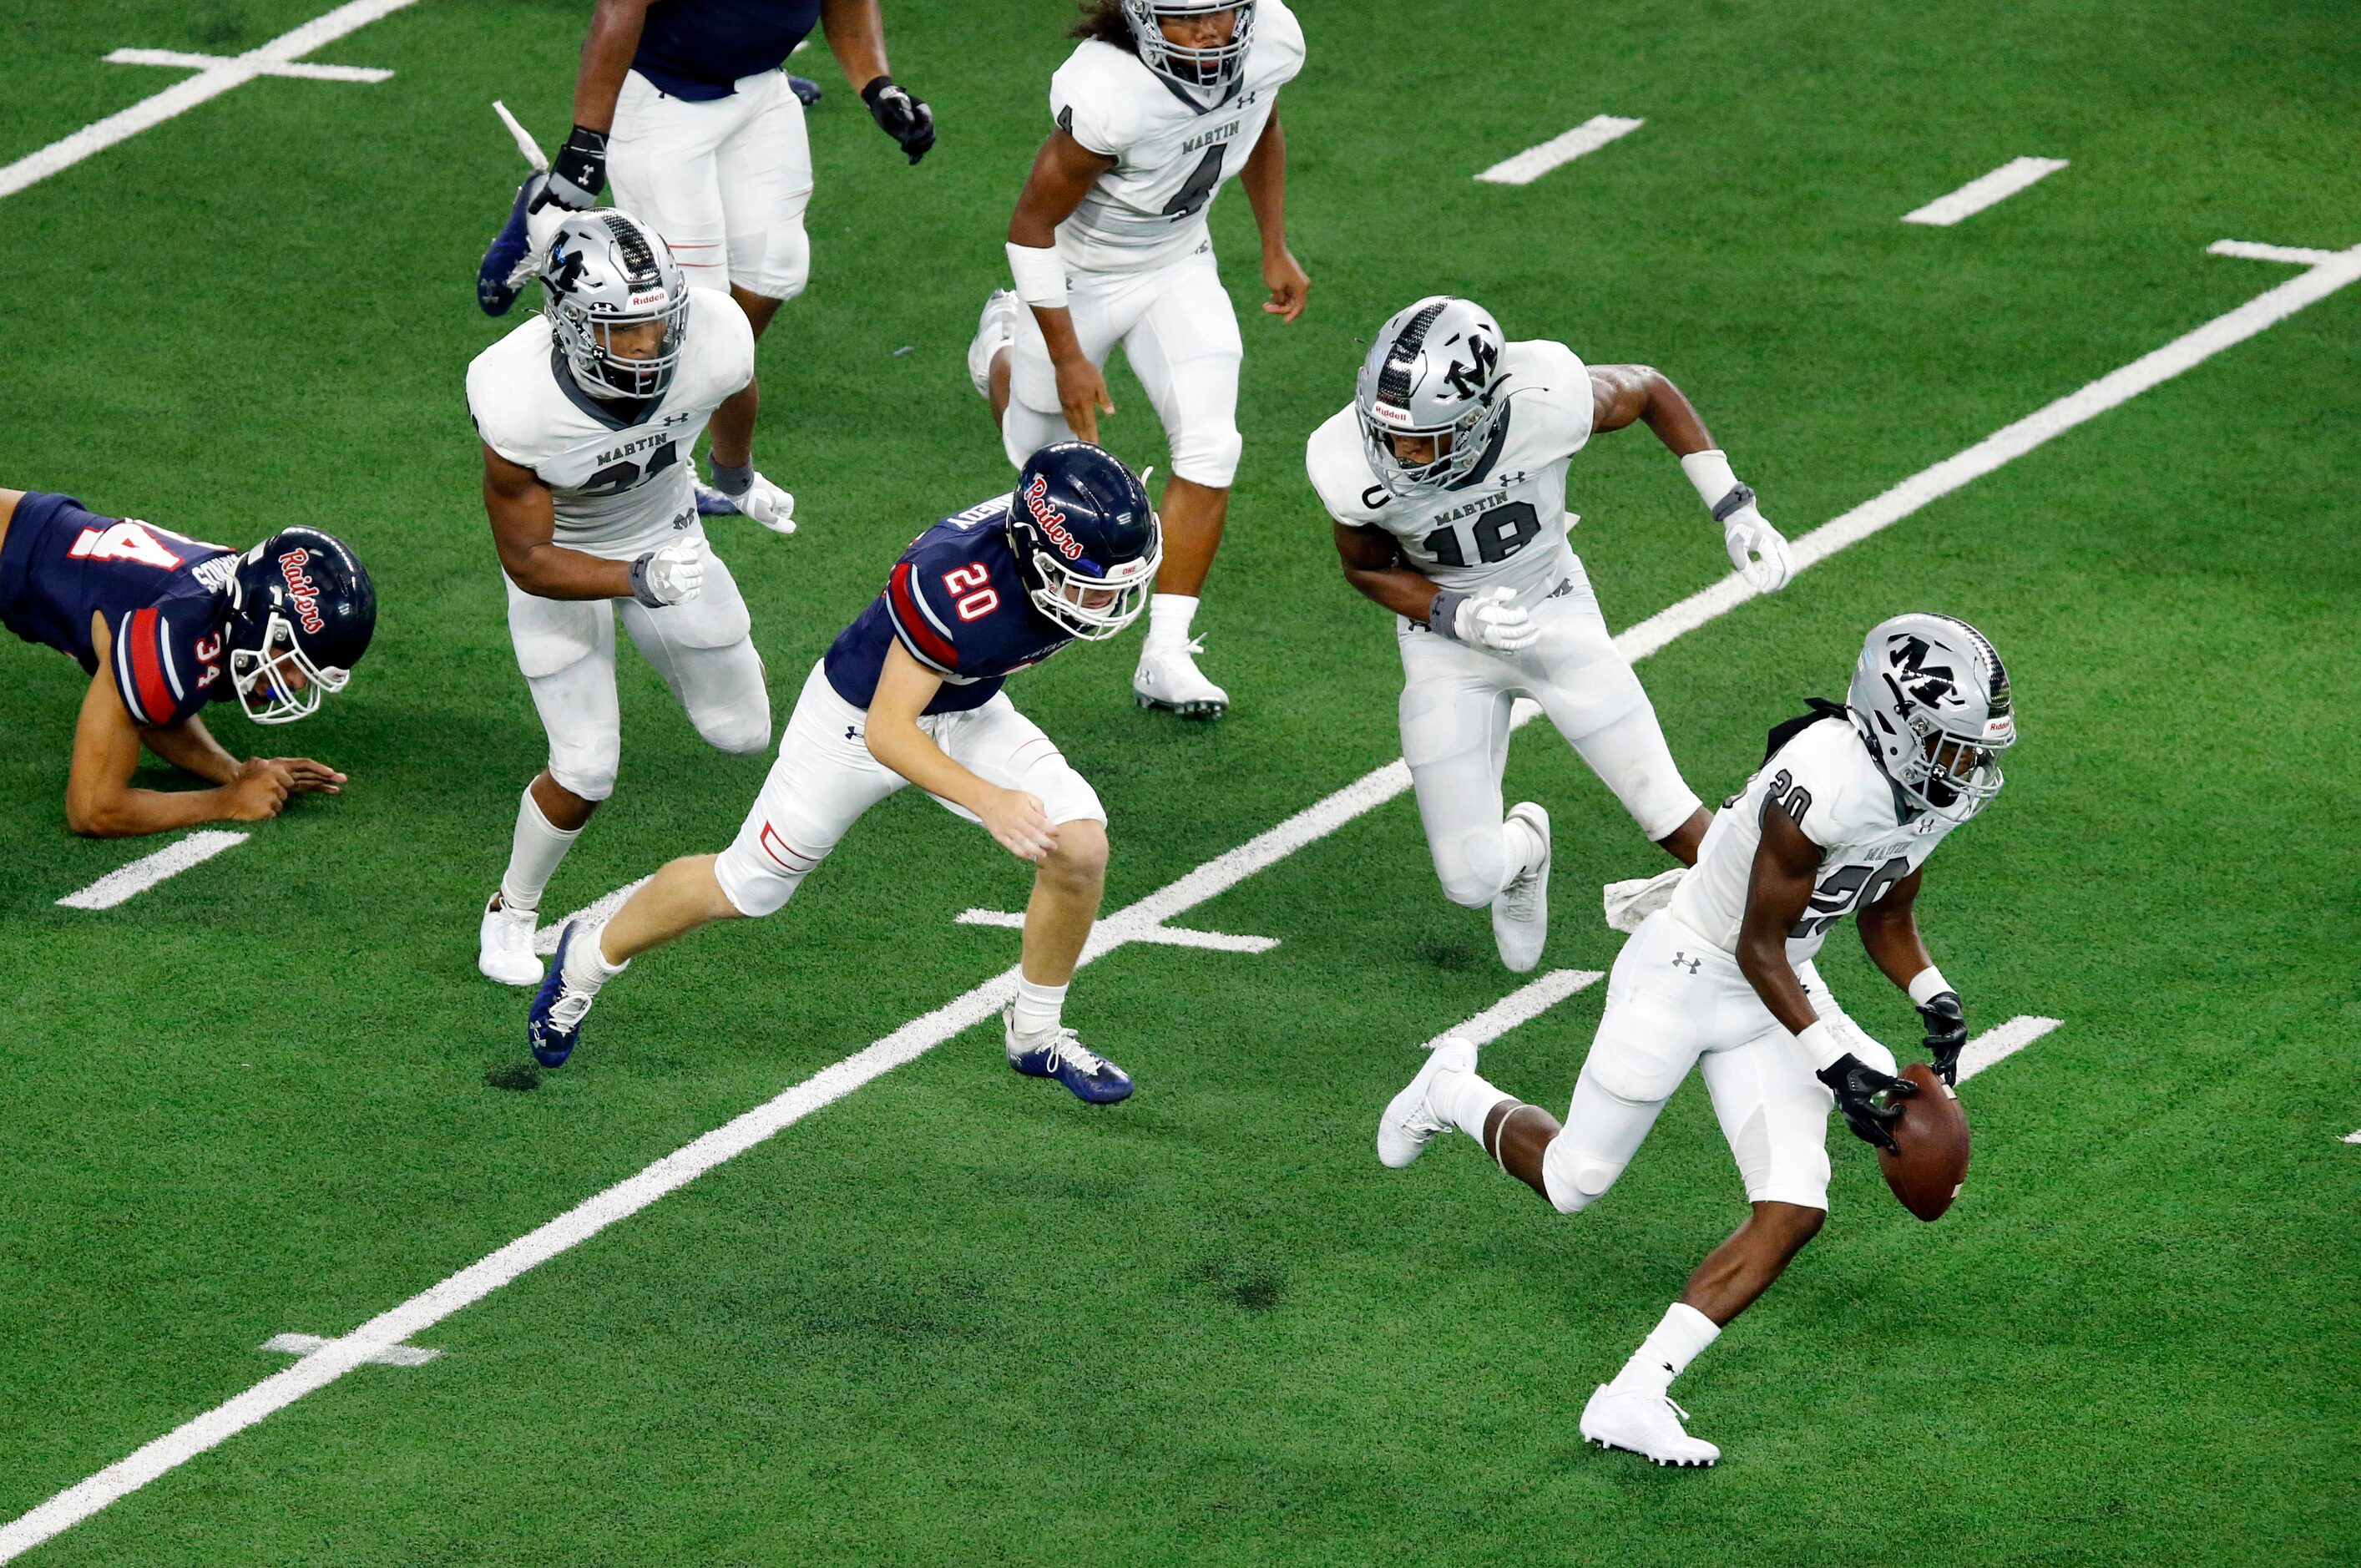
[278,549,326,635]
[1023,475,1084,561]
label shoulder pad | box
[1306,407,1386,523]
[1251,0,1308,83]
[111,599,225,727]
[1052,42,1148,156]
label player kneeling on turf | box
[528,443,1160,1104]
[1377,614,2014,1465]
[0,488,373,837]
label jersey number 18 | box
[1422,500,1542,569]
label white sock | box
[499,787,582,914]
[563,921,628,993]
[1013,976,1068,1039]
[1438,1069,1513,1144]
[1610,1302,1721,1397]
[1502,814,1545,883]
[1145,593,1198,652]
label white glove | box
[634,537,706,606]
[1722,505,1794,594]
[1454,586,1539,652]
[732,471,796,535]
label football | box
[1877,1063,1972,1221]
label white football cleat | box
[1133,635,1228,720]
[968,288,1019,398]
[477,893,543,987]
[1603,866,1686,933]
[1491,802,1551,973]
[1580,1383,1720,1468]
[1377,1037,1477,1169]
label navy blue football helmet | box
[1005,443,1161,640]
[225,528,377,724]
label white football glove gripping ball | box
[734,472,796,536]
[632,537,706,607]
[1454,585,1539,653]
[1723,505,1795,594]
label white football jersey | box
[1049,0,1306,276]
[1671,712,1963,964]
[1307,340,1595,609]
[466,289,755,560]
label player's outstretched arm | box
[1858,868,1969,1084]
[1241,107,1307,322]
[1589,364,1793,592]
[1007,133,1118,441]
[64,668,294,837]
[542,0,653,210]
[481,444,640,603]
[822,0,935,162]
[865,643,1057,862]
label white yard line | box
[2207,239,2345,267]
[2342,1129,2361,1146]
[102,48,393,84]
[54,832,250,911]
[1952,1015,2063,1083]
[1902,156,2069,226]
[1425,969,1605,1050]
[7,244,2355,1558]
[954,908,1279,953]
[0,0,414,201]
[1475,115,1644,186]
[259,1333,440,1368]
[531,877,653,957]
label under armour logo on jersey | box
[1442,334,1499,400]
[1671,952,1702,974]
[844,725,861,742]
[1887,635,1962,711]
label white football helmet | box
[1356,296,1509,498]
[1122,1,1256,105]
[539,210,690,402]
[1848,614,2016,825]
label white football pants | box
[608,68,813,302]
[1396,567,1702,909]
[1002,241,1244,488]
[714,660,1107,918]
[1540,909,1898,1215]
[505,538,771,802]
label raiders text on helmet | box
[1848,613,2016,825]
[1356,296,1509,498]
[540,210,691,402]
[1005,443,1161,640]
[227,527,377,725]
[1121,1,1256,106]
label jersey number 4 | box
[942,563,999,622]
[1422,500,1542,569]
[68,522,185,571]
[1161,144,1227,221]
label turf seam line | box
[1952,1016,2063,1084]
[954,907,1280,953]
[0,0,416,202]
[1474,115,1645,185]
[5,243,2355,1560]
[258,1333,441,1368]
[1902,156,2070,225]
[54,831,250,911]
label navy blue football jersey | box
[824,495,1073,716]
[0,492,240,726]
[632,0,823,100]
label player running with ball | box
[1377,615,2013,1466]
[527,443,1158,1105]
[1312,296,1797,973]
[968,0,1310,721]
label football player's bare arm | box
[1241,107,1308,323]
[1332,522,1438,623]
[1734,802,1826,1037]
[1587,364,1716,458]
[64,666,292,837]
[818,0,889,89]
[865,642,1059,862]
[570,0,651,134]
[481,444,634,601]
[1009,131,1118,440]
[1855,867,1935,991]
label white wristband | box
[1909,967,1954,1006]
[1679,448,1742,513]
[1795,1019,1852,1075]
[1005,241,1068,309]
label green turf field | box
[3,0,2358,1560]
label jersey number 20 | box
[942,564,999,621]
[1422,500,1542,569]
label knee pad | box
[1540,1132,1627,1216]
[1166,420,1241,488]
[1435,827,1510,908]
[695,702,773,757]
[545,735,619,804]
[714,817,816,918]
[740,220,809,304]
[1000,397,1073,471]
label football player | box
[525,443,1158,1105]
[968,0,1309,721]
[468,210,786,989]
[481,0,933,523]
[1311,296,1798,973]
[1377,615,2012,1466]
[0,488,372,837]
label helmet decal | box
[277,548,326,635]
[544,239,589,296]
[1885,635,1961,711]
[1022,473,1086,562]
[1441,332,1499,401]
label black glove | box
[861,76,935,164]
[1919,990,1967,1087]
[1818,1054,1915,1154]
[537,124,609,211]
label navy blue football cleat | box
[527,923,599,1068]
[477,171,549,316]
[1002,1002,1133,1104]
[789,74,822,106]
